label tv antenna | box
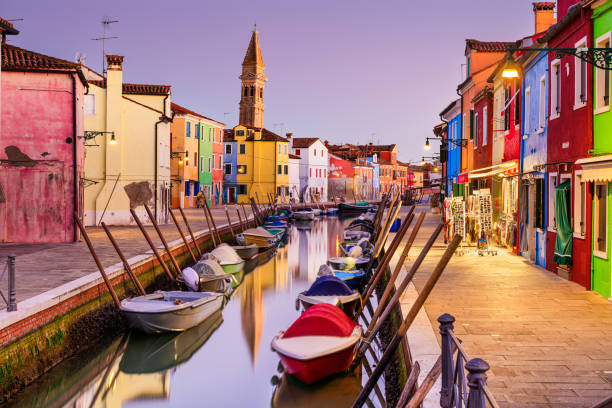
[91,16,119,74]
[75,52,87,64]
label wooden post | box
[241,204,251,228]
[101,222,146,296]
[168,208,197,263]
[405,357,442,408]
[130,208,175,281]
[439,313,456,408]
[74,213,121,309]
[235,205,245,232]
[224,206,235,237]
[351,234,462,408]
[178,206,202,257]
[144,205,181,275]
[204,200,222,243]
[201,205,217,247]
[396,361,421,408]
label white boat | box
[208,244,246,274]
[238,227,278,249]
[121,291,224,334]
[293,208,315,221]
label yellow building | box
[229,30,289,204]
[82,55,172,226]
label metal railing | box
[0,254,17,312]
[439,314,498,408]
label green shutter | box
[469,109,474,140]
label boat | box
[265,216,288,229]
[293,208,315,221]
[327,256,370,271]
[271,303,362,384]
[243,253,259,274]
[271,372,362,408]
[312,208,323,217]
[119,309,223,373]
[121,291,224,334]
[332,270,367,290]
[179,260,231,293]
[343,230,371,241]
[297,276,361,318]
[239,227,278,249]
[209,244,246,274]
[325,207,338,216]
[265,227,287,242]
[338,202,370,214]
[232,244,259,260]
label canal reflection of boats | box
[271,372,362,408]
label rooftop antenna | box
[91,16,119,74]
[7,19,24,22]
[75,52,87,64]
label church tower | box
[239,29,267,128]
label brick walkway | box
[0,207,255,302]
[403,209,612,407]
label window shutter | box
[469,109,474,139]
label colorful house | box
[288,153,300,202]
[0,33,87,242]
[170,103,225,208]
[223,129,238,203]
[517,37,549,268]
[328,153,355,200]
[440,99,462,196]
[470,87,493,191]
[288,135,329,202]
[366,154,380,200]
[83,55,172,226]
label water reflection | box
[10,217,356,408]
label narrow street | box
[399,205,612,407]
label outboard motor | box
[181,267,200,292]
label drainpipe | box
[154,93,170,221]
[71,73,78,241]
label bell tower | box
[239,29,267,128]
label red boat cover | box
[283,304,357,338]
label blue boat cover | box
[304,276,354,296]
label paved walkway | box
[399,208,612,407]
[0,207,255,302]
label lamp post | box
[506,47,612,74]
[424,136,467,150]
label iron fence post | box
[439,313,455,407]
[466,358,490,408]
[7,254,17,312]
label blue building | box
[519,47,548,268]
[440,99,462,197]
[366,155,380,199]
[222,129,238,203]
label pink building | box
[212,128,224,206]
[0,32,87,242]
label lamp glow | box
[424,139,431,150]
[109,134,117,145]
[178,158,183,165]
[502,67,519,78]
[421,159,426,165]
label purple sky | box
[3,0,541,163]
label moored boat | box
[121,291,224,334]
[180,260,230,293]
[238,227,278,249]
[232,244,259,260]
[325,207,338,216]
[297,276,361,318]
[343,230,371,241]
[338,202,370,214]
[209,244,246,274]
[293,208,315,221]
[332,270,367,290]
[271,303,362,384]
[327,256,370,271]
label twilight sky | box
[4,0,540,163]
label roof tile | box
[171,102,224,125]
[89,79,171,95]
[2,44,78,71]
[465,39,517,52]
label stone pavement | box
[0,206,255,303]
[398,207,612,407]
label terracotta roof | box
[0,17,18,35]
[378,158,393,166]
[533,2,555,10]
[370,144,397,152]
[89,80,171,95]
[243,30,264,66]
[291,137,319,148]
[171,102,225,126]
[465,39,517,53]
[289,154,301,159]
[225,126,288,142]
[2,44,78,70]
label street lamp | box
[507,47,612,75]
[424,139,431,150]
[424,136,467,150]
[171,151,187,165]
[109,134,117,145]
[502,61,520,79]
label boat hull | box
[297,293,361,318]
[233,244,259,260]
[332,271,366,290]
[293,212,315,221]
[338,203,370,213]
[221,260,246,274]
[242,233,277,249]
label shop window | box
[548,173,557,232]
[596,32,611,113]
[224,163,232,175]
[535,178,545,230]
[594,183,608,258]
[237,184,247,195]
[574,37,587,109]
[574,171,586,238]
[551,59,561,118]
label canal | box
[8,216,391,407]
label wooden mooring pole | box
[130,209,175,281]
[201,204,217,248]
[74,213,121,309]
[224,206,235,237]
[101,222,146,296]
[204,201,222,244]
[168,208,197,263]
[235,205,245,232]
[144,205,181,275]
[178,207,202,257]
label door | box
[535,177,546,268]
[228,187,236,204]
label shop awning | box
[576,154,612,182]
[468,160,518,179]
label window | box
[243,87,248,97]
[539,76,546,129]
[474,112,478,149]
[185,150,189,166]
[483,106,488,146]
[208,157,212,172]
[523,88,530,137]
[462,113,466,139]
[84,94,96,116]
[278,144,281,154]
[324,169,326,177]
[184,181,191,196]
[596,33,611,112]
[535,178,545,230]
[277,165,282,174]
[186,122,191,138]
[237,165,247,174]
[551,59,561,118]
[284,165,288,175]
[284,145,287,155]
[225,144,232,155]
[504,85,511,131]
[224,163,232,175]
[194,152,197,166]
[548,173,557,231]
[575,37,588,108]
[236,129,245,137]
[469,109,474,139]
[195,124,200,139]
[295,149,300,156]
[574,171,586,238]
[514,80,521,125]
[314,149,317,156]
[237,184,247,195]
[594,183,608,258]
[208,128,212,142]
[239,144,246,154]
[310,168,312,177]
[200,157,205,171]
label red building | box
[0,27,87,242]
[541,2,593,288]
[470,86,494,189]
[213,127,224,206]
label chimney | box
[533,2,556,34]
[285,132,293,140]
[105,55,124,174]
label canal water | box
[9,217,388,408]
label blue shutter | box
[185,181,190,196]
[186,122,191,138]
[194,181,200,194]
